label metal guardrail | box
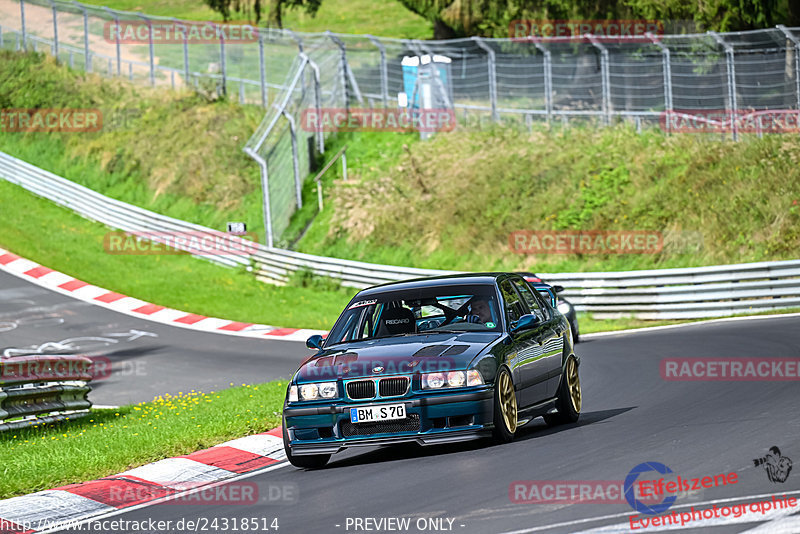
[2,150,799,321]
[0,354,93,432]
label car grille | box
[346,380,376,400]
[346,377,410,400]
[340,414,420,437]
[379,377,409,397]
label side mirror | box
[306,335,324,350]
[511,313,539,334]
[553,285,565,294]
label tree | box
[397,0,792,38]
[202,0,322,26]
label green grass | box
[0,179,352,329]
[0,382,286,499]
[291,125,800,273]
[76,0,433,38]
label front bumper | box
[283,387,494,456]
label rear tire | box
[283,422,330,469]
[543,356,581,426]
[492,367,517,443]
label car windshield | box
[326,283,502,346]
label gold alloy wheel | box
[567,357,582,413]
[498,371,518,433]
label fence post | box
[280,110,303,209]
[367,35,389,107]
[172,18,189,86]
[586,34,610,126]
[327,32,363,107]
[136,14,155,85]
[648,32,672,133]
[473,37,498,122]
[244,148,273,248]
[49,0,59,61]
[20,0,26,50]
[778,25,800,112]
[710,32,738,141]
[300,52,324,154]
[104,8,121,75]
[72,2,91,72]
[219,30,227,96]
[531,39,552,124]
[258,30,268,107]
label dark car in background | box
[519,273,580,343]
[282,273,582,469]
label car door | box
[513,278,566,398]
[499,278,549,408]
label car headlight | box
[557,301,571,314]
[294,382,338,401]
[422,370,483,389]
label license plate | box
[350,403,406,423]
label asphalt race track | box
[4,269,800,533]
[0,270,310,405]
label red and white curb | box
[0,247,327,343]
[0,428,288,533]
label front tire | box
[492,367,518,443]
[543,356,581,426]
[283,422,330,469]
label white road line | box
[39,461,292,534]
[499,490,800,534]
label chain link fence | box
[2,0,799,244]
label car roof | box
[356,272,512,297]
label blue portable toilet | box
[400,54,453,109]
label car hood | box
[295,332,501,383]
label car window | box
[499,280,524,323]
[512,278,547,321]
[326,284,503,346]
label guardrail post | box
[104,8,121,75]
[648,32,672,133]
[50,0,59,61]
[258,30,268,107]
[20,0,26,50]
[172,18,189,86]
[710,32,738,141]
[280,110,303,209]
[473,37,498,122]
[300,52,324,154]
[586,34,611,126]
[367,35,389,107]
[778,25,800,112]
[136,14,155,85]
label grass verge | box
[0,381,286,499]
[0,179,352,330]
